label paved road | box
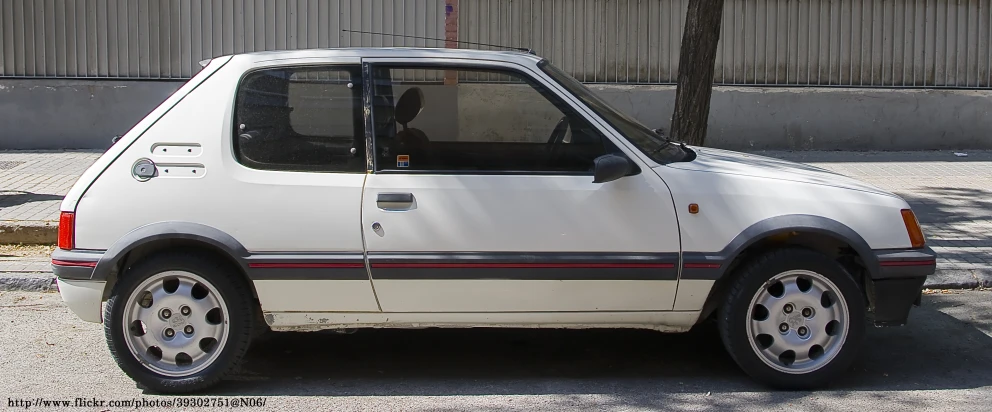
[1,290,990,411]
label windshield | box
[538,60,688,164]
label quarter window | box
[234,66,365,172]
[370,66,611,173]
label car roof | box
[225,47,545,66]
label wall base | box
[2,79,990,150]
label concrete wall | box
[3,78,992,151]
[0,79,184,150]
[455,84,562,143]
[592,85,992,151]
[394,84,459,142]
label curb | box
[923,269,992,290]
[0,221,58,244]
[0,273,57,292]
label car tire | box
[104,250,254,393]
[718,247,866,389]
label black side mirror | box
[592,154,632,183]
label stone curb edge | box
[922,269,992,290]
[0,273,58,292]
[0,222,58,245]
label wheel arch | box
[692,215,878,322]
[94,222,255,300]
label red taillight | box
[58,212,75,250]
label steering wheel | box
[545,116,570,164]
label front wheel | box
[718,248,866,389]
[104,251,254,393]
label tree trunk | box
[670,0,725,146]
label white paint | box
[60,56,232,212]
[674,280,717,311]
[362,173,679,253]
[656,148,914,253]
[252,280,380,312]
[360,56,682,313]
[373,280,679,312]
[265,310,702,333]
[73,55,368,253]
[56,279,105,323]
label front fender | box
[680,214,879,280]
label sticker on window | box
[396,155,410,168]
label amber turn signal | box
[900,209,925,248]
[688,203,699,214]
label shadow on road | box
[192,298,992,400]
[899,186,992,228]
[0,190,63,208]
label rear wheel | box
[104,251,253,393]
[718,248,866,389]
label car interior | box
[372,68,614,173]
[235,68,366,172]
[234,66,617,174]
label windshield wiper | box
[647,128,677,156]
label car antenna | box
[341,30,535,54]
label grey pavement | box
[1,289,990,411]
[0,150,990,289]
[0,150,102,243]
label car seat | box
[392,87,430,167]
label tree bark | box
[670,0,725,146]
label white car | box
[53,48,935,393]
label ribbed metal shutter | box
[2,0,991,88]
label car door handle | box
[377,193,413,203]
[376,192,415,210]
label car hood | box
[663,147,896,197]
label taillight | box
[58,212,75,250]
[900,209,926,248]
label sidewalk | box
[0,151,103,243]
[1,149,990,290]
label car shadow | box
[186,295,992,400]
[0,190,64,208]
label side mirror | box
[592,154,632,184]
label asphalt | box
[0,290,990,411]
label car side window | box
[234,66,365,173]
[370,66,612,173]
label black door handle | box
[377,193,413,203]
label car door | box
[227,62,380,313]
[360,58,682,313]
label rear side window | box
[234,66,365,172]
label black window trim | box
[362,61,623,176]
[231,63,368,174]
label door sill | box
[263,310,702,333]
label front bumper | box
[870,247,937,326]
[52,248,105,323]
